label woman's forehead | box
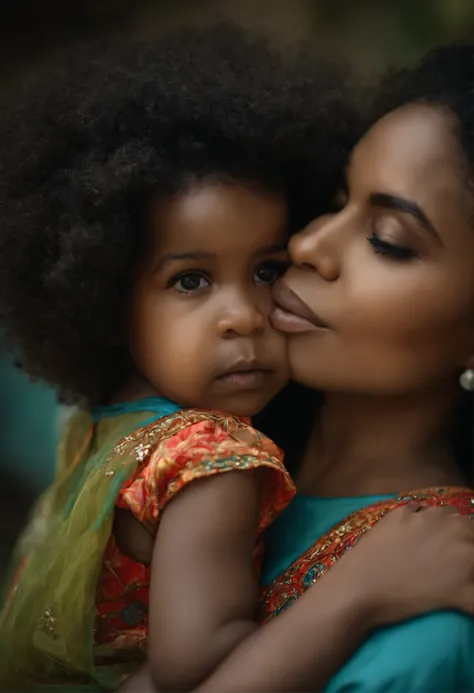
[354,104,460,172]
[349,104,468,204]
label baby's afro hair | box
[0,21,362,404]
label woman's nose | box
[289,215,341,281]
[217,293,265,338]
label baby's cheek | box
[153,339,210,404]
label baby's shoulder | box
[106,408,281,464]
[158,408,283,461]
[114,409,293,534]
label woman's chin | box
[286,342,342,392]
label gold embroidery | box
[39,607,57,635]
[259,487,474,623]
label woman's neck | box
[296,389,466,497]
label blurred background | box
[2,0,474,575]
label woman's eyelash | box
[368,233,418,260]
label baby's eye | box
[173,272,210,293]
[254,261,288,285]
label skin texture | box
[117,180,292,690]
[124,181,290,417]
[273,104,474,396]
[272,104,474,496]
[147,471,261,691]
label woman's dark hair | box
[0,22,361,406]
[372,44,474,483]
[372,44,474,174]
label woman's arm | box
[119,505,474,693]
[325,611,474,692]
[120,468,374,693]
[119,570,374,693]
[195,561,374,693]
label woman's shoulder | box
[327,611,474,692]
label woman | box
[123,43,474,693]
[261,42,474,691]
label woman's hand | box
[332,504,474,626]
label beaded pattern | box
[258,487,474,623]
[94,409,295,649]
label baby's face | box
[128,181,290,417]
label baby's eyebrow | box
[154,245,287,272]
[154,251,215,271]
[254,243,288,256]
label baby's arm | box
[120,504,474,693]
[121,529,377,693]
[147,470,261,691]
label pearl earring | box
[459,368,474,391]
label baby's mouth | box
[216,358,274,390]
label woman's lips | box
[270,305,317,333]
[271,282,329,334]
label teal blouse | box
[262,494,474,692]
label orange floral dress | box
[94,409,295,652]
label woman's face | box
[272,103,474,394]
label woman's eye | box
[368,233,418,261]
[172,272,210,293]
[254,261,288,285]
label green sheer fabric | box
[0,407,176,691]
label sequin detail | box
[95,408,295,649]
[258,486,474,623]
[39,607,58,637]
